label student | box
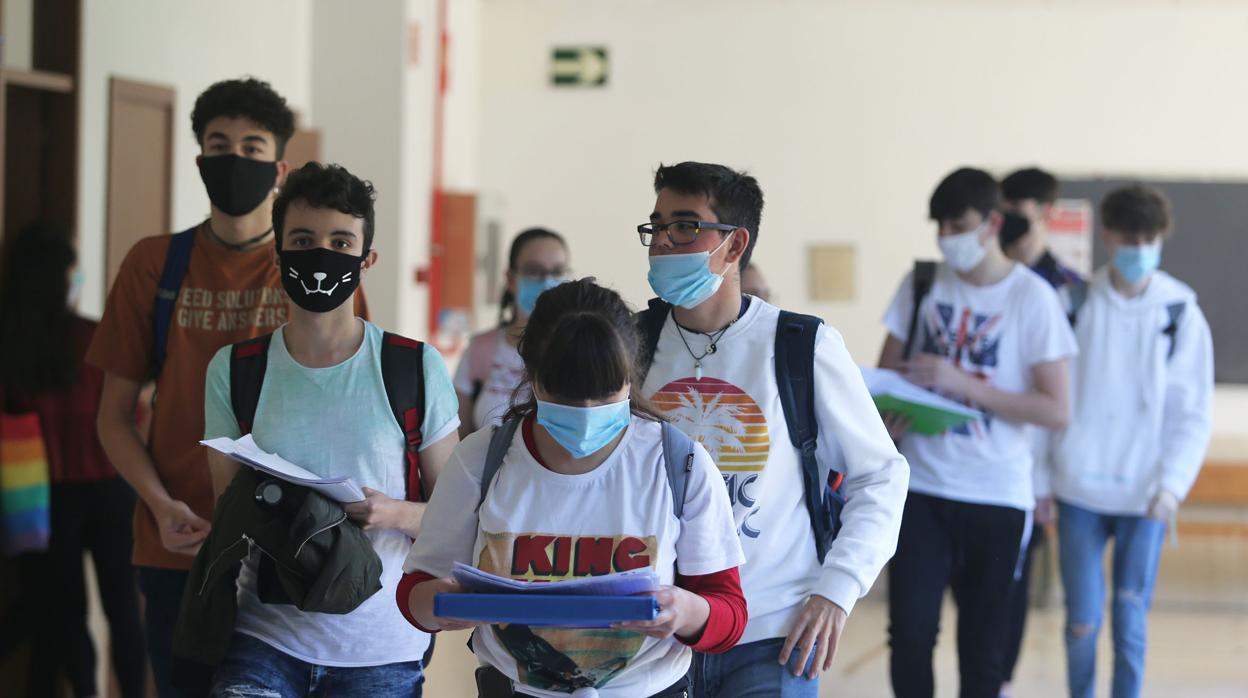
[1046,185,1212,698]
[401,278,746,698]
[200,162,458,696]
[456,228,570,436]
[878,167,1076,698]
[0,224,146,698]
[740,262,771,302]
[88,77,366,697]
[637,162,909,696]
[997,166,1086,696]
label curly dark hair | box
[273,162,377,250]
[191,77,296,157]
[653,162,764,270]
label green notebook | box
[872,394,978,435]
[861,367,982,435]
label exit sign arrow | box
[551,47,608,87]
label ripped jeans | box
[210,633,423,698]
[1057,501,1166,698]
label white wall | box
[78,0,313,317]
[477,0,1248,444]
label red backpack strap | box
[380,332,426,502]
[229,334,275,435]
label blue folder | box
[434,593,659,628]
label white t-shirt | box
[883,263,1077,510]
[204,321,460,667]
[454,328,527,430]
[403,416,743,698]
[642,298,910,644]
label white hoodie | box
[1042,268,1213,515]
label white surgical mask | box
[939,224,988,273]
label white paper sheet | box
[200,434,365,503]
[859,367,983,419]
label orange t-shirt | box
[86,224,369,569]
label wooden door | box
[105,77,173,289]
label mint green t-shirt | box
[204,320,458,666]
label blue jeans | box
[1057,500,1166,698]
[692,637,818,698]
[210,633,424,697]
[138,566,194,698]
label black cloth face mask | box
[198,154,278,216]
[278,247,366,313]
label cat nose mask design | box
[277,247,367,313]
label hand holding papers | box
[200,434,365,502]
[434,562,661,627]
[861,367,982,435]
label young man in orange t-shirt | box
[88,78,365,697]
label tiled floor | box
[423,535,1248,697]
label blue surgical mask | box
[646,231,734,309]
[535,397,631,459]
[516,276,566,316]
[1113,242,1162,284]
[68,268,85,308]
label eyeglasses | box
[636,220,738,247]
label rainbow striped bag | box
[0,409,51,555]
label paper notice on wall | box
[1046,198,1094,276]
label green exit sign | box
[551,47,608,87]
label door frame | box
[104,76,174,288]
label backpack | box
[152,226,199,377]
[476,416,698,518]
[227,331,429,503]
[1067,285,1186,361]
[637,298,846,565]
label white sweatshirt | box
[642,298,910,643]
[1043,268,1214,515]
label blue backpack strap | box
[660,421,695,520]
[903,261,937,360]
[775,310,842,565]
[228,333,275,435]
[636,298,672,376]
[478,417,523,511]
[381,332,427,503]
[152,227,198,377]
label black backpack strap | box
[153,227,198,377]
[775,311,841,564]
[903,261,937,360]
[229,334,274,435]
[478,417,523,511]
[381,332,426,503]
[1163,302,1186,361]
[660,421,696,520]
[637,298,672,376]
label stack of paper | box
[860,367,982,435]
[436,563,662,627]
[451,562,659,596]
[200,434,365,502]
